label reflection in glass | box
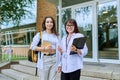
[61,8,71,37]
[74,6,93,58]
[1,31,35,45]
[98,1,118,59]
[1,34,7,45]
[13,33,26,45]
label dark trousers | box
[61,69,81,80]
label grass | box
[2,54,27,61]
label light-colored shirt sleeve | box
[30,32,40,50]
[80,43,88,57]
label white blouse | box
[60,33,88,73]
[30,31,61,69]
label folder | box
[70,37,87,55]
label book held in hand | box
[41,40,52,55]
[70,37,87,55]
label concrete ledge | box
[112,69,120,80]
[82,62,120,80]
[82,68,112,79]
[81,76,109,80]
[0,74,15,80]
[0,61,19,73]
[11,64,36,76]
[19,60,36,68]
[1,61,120,80]
[0,62,10,73]
[1,69,39,80]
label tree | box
[0,0,34,63]
[0,0,34,26]
[98,5,117,48]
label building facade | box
[46,0,120,64]
[36,0,57,32]
[1,23,36,46]
[1,23,36,57]
[1,0,119,64]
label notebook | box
[41,40,52,55]
[70,37,87,55]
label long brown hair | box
[65,19,80,34]
[42,16,58,36]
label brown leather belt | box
[44,53,55,56]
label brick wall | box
[36,0,57,32]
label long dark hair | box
[65,19,80,34]
[42,16,58,36]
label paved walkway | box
[82,62,120,80]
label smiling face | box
[65,19,80,34]
[45,18,53,30]
[66,22,75,34]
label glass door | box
[97,0,118,59]
[61,4,93,58]
[73,4,93,58]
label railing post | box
[0,16,2,63]
[0,41,1,62]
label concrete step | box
[0,60,110,80]
[1,69,39,80]
[11,64,37,76]
[19,60,36,68]
[0,74,15,80]
[81,76,109,80]
[3,60,119,80]
[50,73,109,80]
[0,71,109,80]
[82,62,120,80]
[18,60,113,79]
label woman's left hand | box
[76,49,82,55]
[70,45,77,51]
[70,45,82,55]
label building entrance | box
[97,0,118,60]
[61,0,120,63]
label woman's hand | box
[70,45,82,55]
[57,66,62,73]
[76,49,82,55]
[58,46,63,54]
[44,46,52,52]
[70,45,77,51]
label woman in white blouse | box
[58,19,88,80]
[30,16,60,80]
